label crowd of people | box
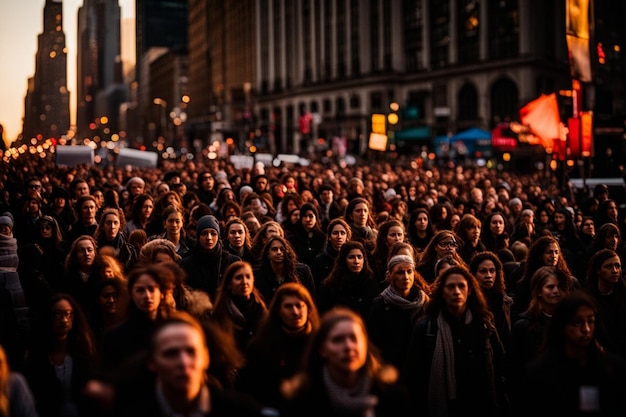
[1,150,626,416]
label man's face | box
[103,213,121,240]
[129,182,144,196]
[81,200,97,224]
[74,182,90,198]
[320,190,333,203]
[442,273,469,315]
[149,323,209,400]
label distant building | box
[22,0,70,141]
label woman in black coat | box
[312,218,351,286]
[286,202,326,267]
[367,254,430,369]
[317,241,379,319]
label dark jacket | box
[253,263,316,304]
[179,242,241,299]
[286,227,326,267]
[312,243,338,286]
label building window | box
[430,0,449,69]
[404,0,424,72]
[490,77,518,124]
[488,0,519,59]
[458,83,478,121]
[457,0,480,63]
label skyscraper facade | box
[23,0,70,141]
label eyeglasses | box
[437,240,458,248]
[53,310,74,321]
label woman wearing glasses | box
[416,230,466,284]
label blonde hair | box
[0,345,10,416]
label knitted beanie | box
[196,215,220,236]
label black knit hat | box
[196,215,220,236]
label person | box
[343,197,378,253]
[30,215,68,290]
[94,208,137,272]
[119,311,264,417]
[590,222,626,267]
[150,205,194,259]
[13,191,43,247]
[210,261,267,356]
[286,202,326,267]
[583,249,626,359]
[67,195,99,244]
[240,211,261,239]
[318,241,380,319]
[275,193,302,225]
[223,217,256,264]
[403,266,508,417]
[510,208,536,247]
[594,198,620,230]
[179,215,241,300]
[280,307,412,417]
[23,294,98,417]
[480,211,510,253]
[196,171,217,207]
[312,218,351,286]
[249,220,284,265]
[416,230,466,284]
[100,264,175,372]
[145,191,185,238]
[47,186,76,241]
[508,265,571,413]
[253,235,316,303]
[122,194,154,236]
[317,183,343,232]
[407,207,435,255]
[61,235,104,313]
[367,254,430,369]
[87,276,127,350]
[0,344,39,417]
[455,214,486,264]
[521,291,626,416]
[469,251,514,348]
[237,283,319,410]
[511,235,580,321]
[369,219,406,287]
[551,207,586,280]
[0,212,30,371]
[578,216,596,258]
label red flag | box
[519,93,562,149]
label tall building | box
[76,0,127,140]
[134,0,188,146]
[184,1,622,166]
[187,0,256,149]
[22,0,70,141]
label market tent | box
[449,127,492,155]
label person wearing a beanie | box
[179,215,241,299]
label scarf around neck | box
[322,366,378,417]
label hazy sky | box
[0,0,135,145]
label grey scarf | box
[428,310,473,417]
[322,366,378,417]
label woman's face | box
[553,212,566,227]
[52,299,74,339]
[449,214,461,230]
[76,239,96,268]
[286,199,298,214]
[489,214,505,235]
[198,227,219,251]
[279,295,308,331]
[319,319,368,376]
[604,232,620,251]
[565,306,596,349]
[103,213,121,240]
[141,200,154,220]
[98,284,120,315]
[268,240,286,264]
[542,243,560,266]
[606,202,619,222]
[475,259,496,291]
[227,223,246,249]
[131,274,162,318]
[301,209,316,231]
[538,274,562,307]
[385,226,405,248]
[229,264,254,299]
[597,255,622,286]
[539,210,550,224]
[40,222,53,239]
[289,210,300,225]
[329,224,348,251]
[389,262,415,297]
[465,223,481,245]
[435,236,458,259]
[164,212,183,235]
[346,249,364,274]
[581,219,595,237]
[415,212,429,232]
[351,203,369,227]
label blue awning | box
[394,126,431,141]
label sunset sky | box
[0,0,135,146]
